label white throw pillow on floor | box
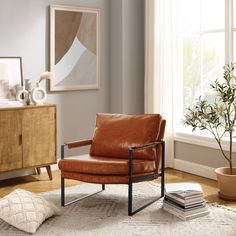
[0,189,60,233]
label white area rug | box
[0,183,236,236]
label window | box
[173,0,234,135]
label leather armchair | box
[59,113,166,216]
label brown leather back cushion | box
[90,113,162,160]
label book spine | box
[163,202,207,216]
[164,197,204,209]
[162,206,186,220]
[163,206,209,220]
[166,194,203,204]
[171,193,203,200]
[185,211,209,220]
[165,195,185,205]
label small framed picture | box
[0,57,23,102]
[50,4,100,91]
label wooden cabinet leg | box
[46,166,53,180]
[36,168,41,175]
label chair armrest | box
[128,140,165,177]
[65,139,93,149]
[129,140,164,151]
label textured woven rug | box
[0,183,236,236]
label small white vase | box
[31,82,47,105]
[16,86,29,105]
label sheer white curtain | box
[145,0,174,167]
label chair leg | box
[128,141,165,216]
[161,170,165,197]
[161,141,165,197]
[61,179,105,207]
[128,181,133,216]
[61,177,65,206]
[128,172,165,216]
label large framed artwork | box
[50,5,100,91]
[0,57,23,102]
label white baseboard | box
[174,159,217,180]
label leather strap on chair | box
[65,139,92,149]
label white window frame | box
[174,0,236,151]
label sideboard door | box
[0,110,23,172]
[22,106,56,168]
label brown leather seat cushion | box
[90,113,162,160]
[61,171,156,184]
[58,154,155,175]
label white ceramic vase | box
[31,82,47,105]
[16,86,29,105]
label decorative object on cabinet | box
[24,79,31,91]
[0,104,57,180]
[31,71,53,105]
[31,83,47,105]
[0,57,23,102]
[50,4,100,91]
[24,79,32,105]
[16,85,29,105]
[17,72,53,106]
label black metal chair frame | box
[60,140,165,216]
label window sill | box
[174,130,236,153]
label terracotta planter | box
[215,167,236,200]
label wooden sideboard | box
[0,104,56,180]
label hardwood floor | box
[0,168,235,208]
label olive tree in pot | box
[184,63,236,200]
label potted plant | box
[183,62,236,200]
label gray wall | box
[110,0,144,114]
[0,0,110,157]
[175,141,236,168]
[0,0,145,178]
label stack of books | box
[163,183,209,220]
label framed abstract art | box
[50,5,100,91]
